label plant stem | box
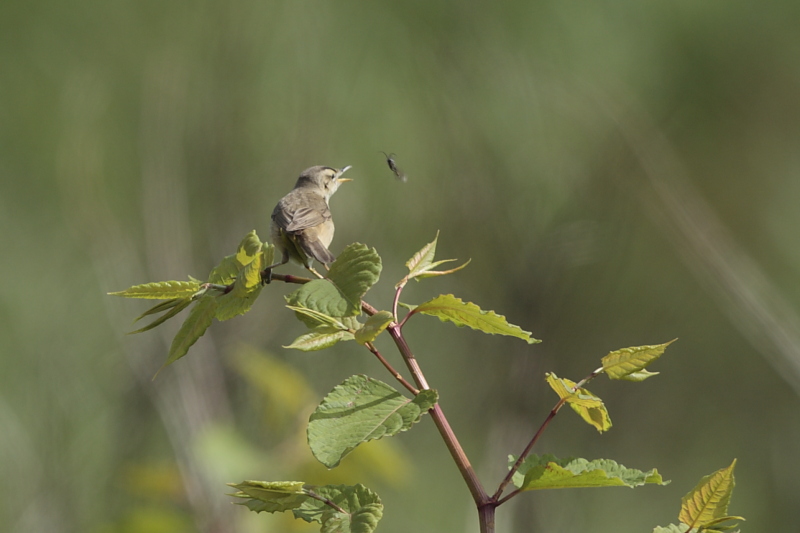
[385,324,489,508]
[392,285,403,323]
[478,502,497,533]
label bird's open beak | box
[336,165,353,182]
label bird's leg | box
[261,251,290,284]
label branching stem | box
[260,272,497,530]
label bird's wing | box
[273,197,331,233]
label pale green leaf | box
[700,515,745,530]
[157,296,217,375]
[232,248,265,297]
[208,254,240,285]
[397,232,470,287]
[235,230,264,265]
[308,375,438,468]
[206,230,268,286]
[602,340,676,380]
[354,311,394,345]
[545,373,612,433]
[284,328,355,351]
[128,298,192,334]
[620,369,660,382]
[134,297,185,322]
[229,480,307,513]
[413,258,471,280]
[215,246,270,321]
[545,373,603,408]
[511,454,668,491]
[412,294,540,344]
[403,231,439,279]
[286,305,350,330]
[680,460,738,530]
[261,244,275,281]
[108,280,200,299]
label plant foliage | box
[110,230,744,533]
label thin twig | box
[493,397,568,501]
[493,367,605,502]
[365,341,419,395]
[392,285,403,323]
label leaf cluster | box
[109,230,273,375]
[110,231,745,533]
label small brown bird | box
[265,165,352,280]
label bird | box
[264,165,352,281]
[380,152,407,182]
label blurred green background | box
[2,0,800,531]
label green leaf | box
[208,254,240,285]
[680,460,742,531]
[128,298,192,334]
[699,515,745,531]
[354,311,394,345]
[108,280,201,299]
[602,340,676,381]
[230,481,384,533]
[545,373,612,433]
[412,294,540,344]
[285,244,381,322]
[232,247,266,297]
[215,245,273,321]
[286,305,350,330]
[297,484,383,533]
[216,288,262,321]
[340,316,363,330]
[229,481,307,513]
[404,231,439,277]
[397,302,417,312]
[235,230,264,265]
[286,279,357,321]
[414,258,471,280]
[396,231,470,287]
[156,296,217,376]
[511,454,668,491]
[284,327,355,351]
[308,375,438,468]
[620,369,660,382]
[326,243,382,314]
[134,298,186,322]
[207,230,269,285]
